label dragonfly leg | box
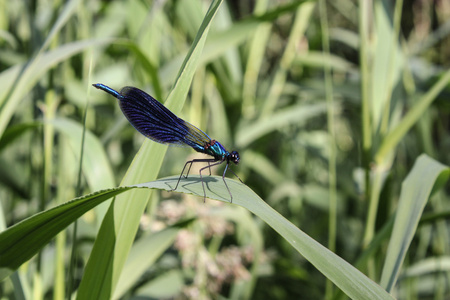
[200,161,213,176]
[221,163,233,203]
[172,160,193,191]
[226,166,243,183]
[199,160,224,202]
[172,158,217,193]
[199,166,206,203]
[207,161,212,176]
[184,161,193,179]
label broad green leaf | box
[0,187,132,280]
[380,154,450,292]
[0,175,396,299]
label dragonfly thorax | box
[204,140,239,164]
[204,140,227,160]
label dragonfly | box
[93,83,242,202]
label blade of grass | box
[242,0,271,119]
[66,74,91,299]
[0,38,113,139]
[113,220,193,299]
[76,1,224,298]
[0,0,80,144]
[375,69,450,165]
[160,0,310,89]
[318,0,337,298]
[370,0,403,133]
[380,154,450,292]
[260,2,315,118]
[378,0,404,136]
[236,103,328,148]
[55,137,73,300]
[358,0,372,233]
[293,51,356,72]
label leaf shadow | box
[157,175,230,202]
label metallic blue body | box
[205,141,228,160]
[93,83,242,202]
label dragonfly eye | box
[230,151,240,164]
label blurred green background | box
[1,0,450,299]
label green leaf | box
[0,187,132,280]
[380,154,450,292]
[0,175,396,299]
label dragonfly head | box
[230,151,240,165]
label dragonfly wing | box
[118,87,188,146]
[181,120,212,150]
[118,87,211,149]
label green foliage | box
[1,175,396,299]
[1,0,450,299]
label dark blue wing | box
[117,86,212,150]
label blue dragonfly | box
[93,84,242,202]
